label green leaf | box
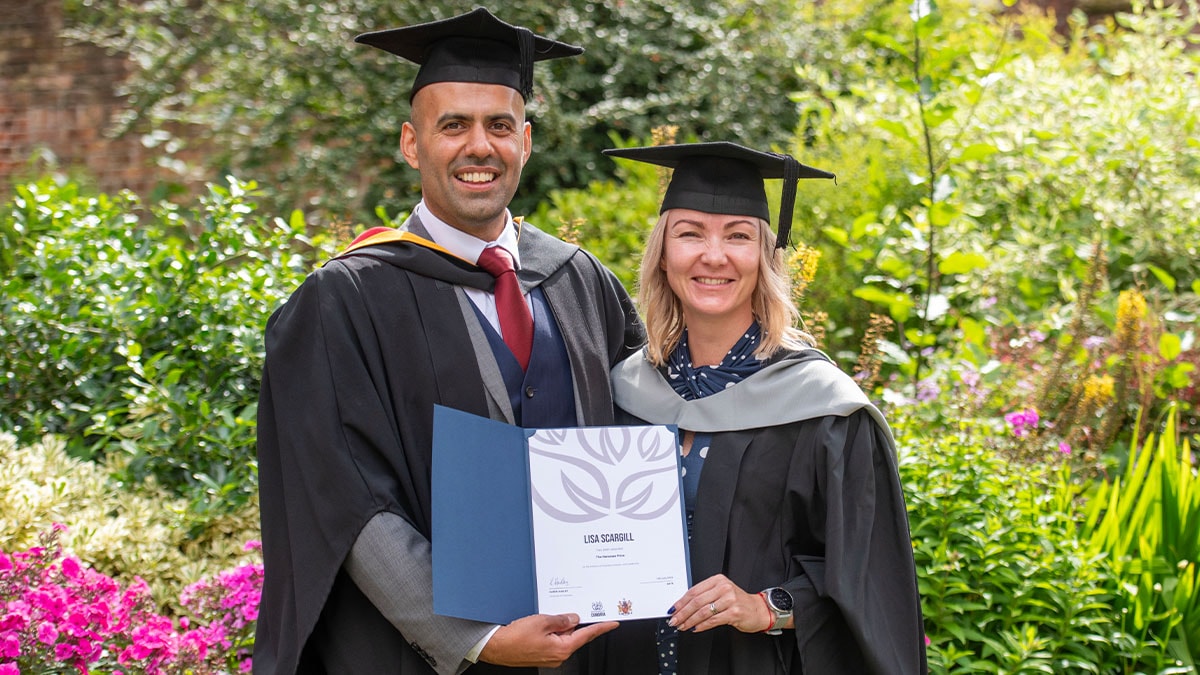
[959,316,985,345]
[905,328,937,347]
[861,29,909,56]
[957,143,1000,162]
[853,286,914,322]
[822,226,849,246]
[1147,263,1177,292]
[875,119,914,143]
[939,251,989,275]
[1159,332,1183,361]
[288,208,306,230]
[1163,362,1195,389]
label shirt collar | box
[414,201,522,269]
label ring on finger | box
[709,602,718,615]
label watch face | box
[769,588,793,612]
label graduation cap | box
[603,142,835,248]
[354,7,583,102]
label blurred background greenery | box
[3,0,1199,670]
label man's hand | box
[479,613,618,667]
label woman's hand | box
[666,574,772,634]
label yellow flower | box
[1116,289,1147,327]
[788,244,822,296]
[1082,374,1115,408]
[650,125,679,146]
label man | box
[253,8,644,674]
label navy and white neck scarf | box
[665,321,764,400]
[655,320,765,675]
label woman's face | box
[661,208,760,328]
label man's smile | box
[457,170,498,184]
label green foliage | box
[0,175,336,512]
[534,133,664,290]
[0,432,261,611]
[789,0,1200,385]
[897,417,1130,672]
[63,0,822,223]
[1082,406,1200,669]
[929,281,1200,468]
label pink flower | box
[1,632,21,658]
[64,610,91,635]
[243,540,262,552]
[241,601,260,623]
[0,619,23,636]
[37,620,60,644]
[77,637,97,657]
[55,640,76,660]
[1,602,30,631]
[4,528,266,675]
[1004,408,1040,438]
[1058,441,1072,455]
[61,556,81,580]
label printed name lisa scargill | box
[582,532,636,543]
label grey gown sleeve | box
[344,511,496,675]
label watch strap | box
[758,591,787,634]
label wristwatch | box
[760,587,793,635]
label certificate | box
[526,425,689,621]
[430,405,691,625]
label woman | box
[590,142,927,674]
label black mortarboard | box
[354,7,584,102]
[603,142,835,248]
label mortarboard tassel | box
[776,155,801,249]
[517,27,535,100]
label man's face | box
[401,81,532,240]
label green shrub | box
[896,414,1130,672]
[789,0,1200,378]
[0,175,337,512]
[1082,406,1200,670]
[534,132,665,290]
[62,0,828,223]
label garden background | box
[2,0,1199,672]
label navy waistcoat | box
[473,286,577,428]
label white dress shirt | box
[414,202,531,340]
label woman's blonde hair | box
[637,210,813,366]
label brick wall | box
[0,0,178,196]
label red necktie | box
[476,246,533,371]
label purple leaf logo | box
[529,427,679,523]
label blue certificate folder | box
[431,404,687,625]
[431,405,537,624]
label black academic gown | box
[592,349,928,675]
[253,218,644,675]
